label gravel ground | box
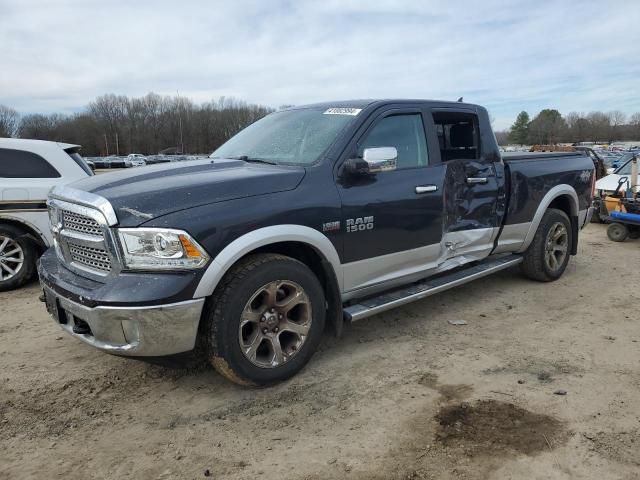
[1,223,639,480]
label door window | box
[358,114,428,169]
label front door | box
[336,109,446,293]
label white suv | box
[0,138,93,290]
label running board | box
[343,254,523,322]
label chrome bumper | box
[43,285,205,356]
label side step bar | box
[343,254,523,322]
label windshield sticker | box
[323,108,362,116]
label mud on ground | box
[1,223,639,479]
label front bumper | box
[38,248,205,357]
[42,284,204,356]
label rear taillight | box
[591,171,596,199]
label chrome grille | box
[68,243,112,272]
[62,210,103,237]
[49,198,117,277]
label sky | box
[1,0,639,129]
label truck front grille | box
[68,243,112,272]
[49,199,118,277]
[62,210,103,237]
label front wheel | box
[202,254,326,386]
[520,208,572,282]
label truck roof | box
[285,99,482,111]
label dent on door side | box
[436,160,498,272]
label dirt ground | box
[1,223,639,480]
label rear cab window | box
[0,148,61,178]
[432,111,481,161]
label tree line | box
[3,95,640,153]
[497,109,640,146]
[0,93,273,156]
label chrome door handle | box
[466,177,488,184]
[415,185,438,194]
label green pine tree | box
[509,111,530,144]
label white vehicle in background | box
[126,153,147,167]
[0,138,93,291]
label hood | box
[596,173,640,193]
[69,159,306,226]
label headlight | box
[117,228,209,270]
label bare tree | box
[0,105,19,137]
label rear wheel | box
[0,224,37,292]
[607,223,629,242]
[520,208,572,282]
[202,254,326,386]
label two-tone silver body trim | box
[193,225,344,298]
[517,184,579,253]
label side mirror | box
[344,147,398,175]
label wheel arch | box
[0,215,49,253]
[193,225,344,335]
[517,185,579,253]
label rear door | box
[335,106,446,293]
[430,108,503,264]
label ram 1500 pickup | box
[38,100,595,385]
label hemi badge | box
[322,221,341,232]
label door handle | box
[415,185,438,194]
[466,177,488,185]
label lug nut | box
[270,308,275,313]
[274,327,279,333]
[262,328,268,334]
[278,314,283,320]
[260,315,266,322]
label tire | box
[520,208,572,282]
[0,224,38,292]
[607,223,629,242]
[202,253,326,386]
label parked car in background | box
[126,154,147,167]
[0,138,93,290]
[146,155,172,165]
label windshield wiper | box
[225,155,278,165]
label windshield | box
[614,154,637,174]
[211,108,357,165]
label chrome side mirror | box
[362,147,398,173]
[344,147,398,176]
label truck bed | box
[501,151,593,227]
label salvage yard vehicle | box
[38,100,595,385]
[0,138,93,291]
[593,153,640,222]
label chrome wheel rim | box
[0,236,24,281]
[544,222,568,272]
[239,280,312,369]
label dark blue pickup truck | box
[39,99,595,385]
